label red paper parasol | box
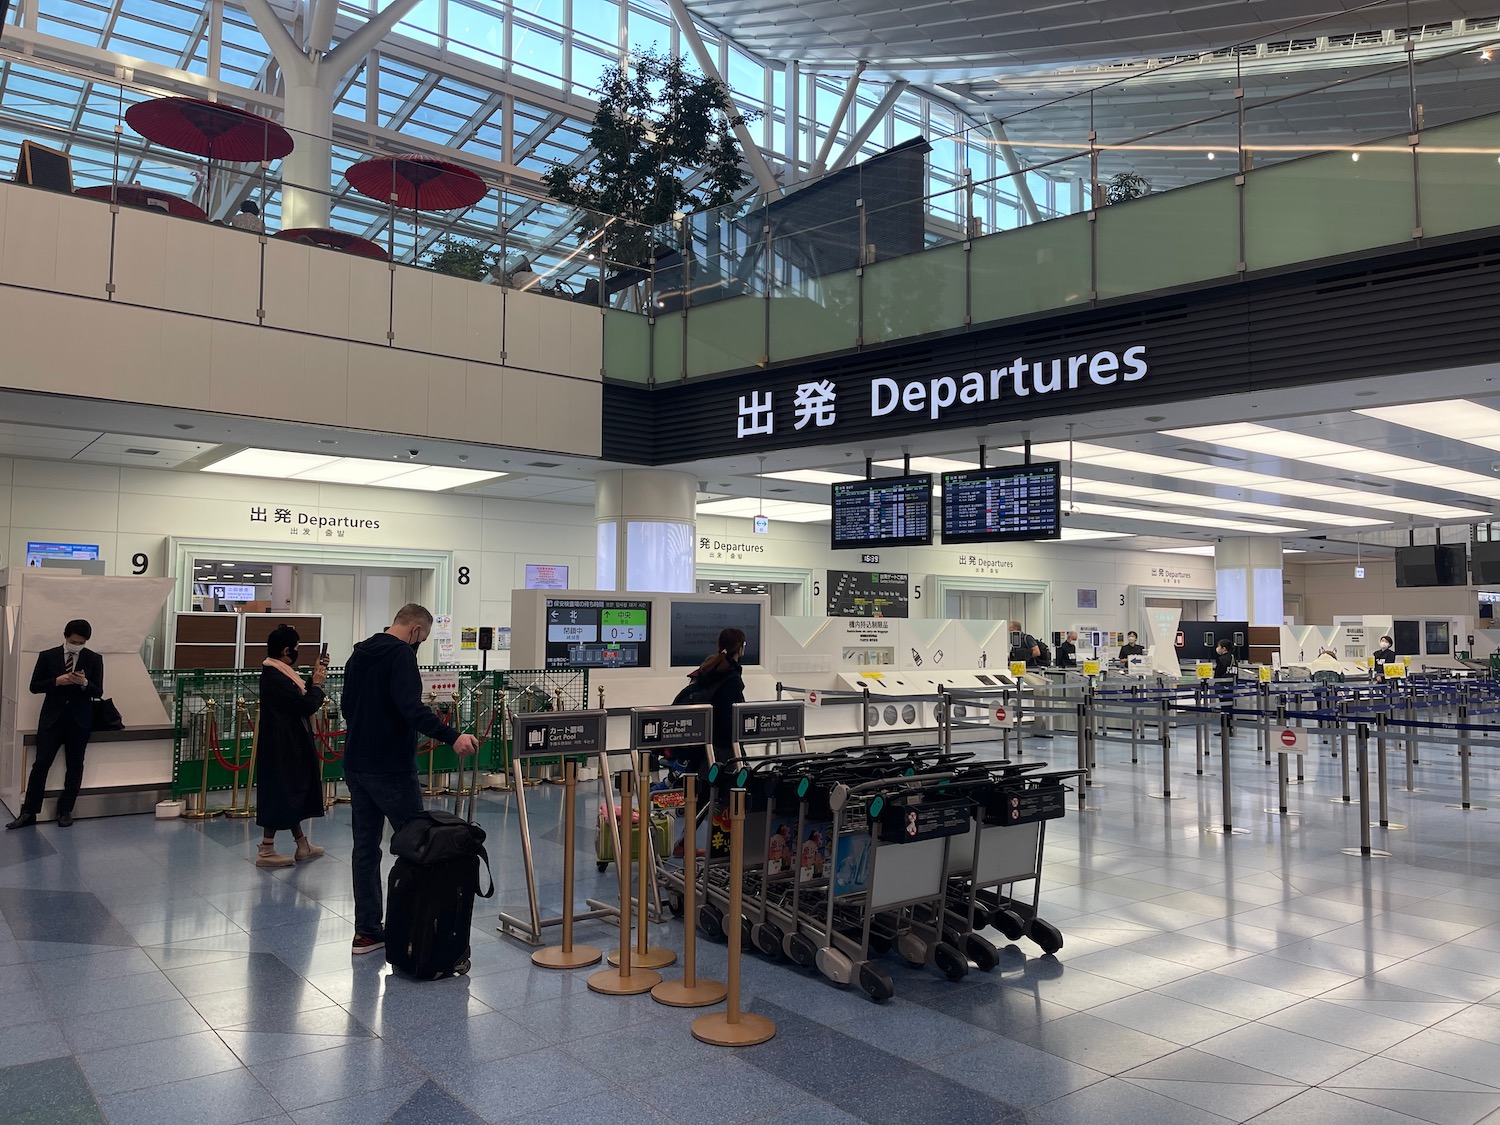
[276,227,390,261]
[125,96,295,163]
[343,154,487,212]
[75,184,207,220]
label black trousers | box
[24,716,90,817]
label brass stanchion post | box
[588,769,661,995]
[610,750,676,970]
[225,705,259,818]
[226,696,246,814]
[533,760,603,969]
[182,697,221,820]
[653,773,726,1007]
[692,788,775,1046]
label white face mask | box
[63,641,84,656]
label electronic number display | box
[941,462,1061,544]
[543,598,652,668]
[830,475,933,550]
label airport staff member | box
[340,603,479,956]
[1213,640,1238,679]
[1118,631,1145,661]
[7,620,103,829]
[1055,631,1079,668]
[1372,635,1397,673]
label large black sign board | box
[630,705,712,749]
[511,710,607,757]
[828,570,909,618]
[735,702,805,742]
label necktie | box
[63,652,74,674]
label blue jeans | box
[344,770,424,938]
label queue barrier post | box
[607,750,676,971]
[588,767,662,996]
[692,788,776,1047]
[532,760,603,970]
[1449,703,1485,812]
[1149,697,1181,801]
[1343,723,1390,859]
[1206,711,1247,836]
[1334,699,1352,805]
[1374,711,1405,831]
[652,773,727,1008]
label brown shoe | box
[294,837,324,861]
[255,843,294,868]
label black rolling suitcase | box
[385,810,494,980]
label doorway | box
[944,590,1014,623]
[297,566,428,664]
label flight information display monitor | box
[830,475,933,550]
[543,598,652,668]
[941,463,1062,544]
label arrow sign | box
[991,705,1015,729]
[1276,727,1307,754]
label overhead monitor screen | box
[940,462,1062,544]
[1395,545,1467,587]
[543,598,652,668]
[669,600,763,667]
[830,475,933,550]
[1473,542,1500,585]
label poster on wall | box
[1077,589,1097,609]
[460,626,478,651]
[827,571,909,619]
[27,542,98,568]
[525,564,569,590]
[432,614,455,663]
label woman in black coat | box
[677,626,747,767]
[255,624,328,868]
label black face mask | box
[287,648,299,664]
[409,639,422,653]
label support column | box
[281,79,335,229]
[595,470,698,593]
[1214,537,1284,626]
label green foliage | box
[1105,171,1152,205]
[423,236,500,281]
[543,48,761,267]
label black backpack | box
[390,810,494,891]
[1033,640,1051,667]
[386,811,494,980]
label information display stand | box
[731,701,807,757]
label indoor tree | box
[543,48,760,268]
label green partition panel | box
[652,313,685,382]
[602,308,651,382]
[1417,115,1500,239]
[768,269,859,363]
[969,215,1092,327]
[1244,148,1415,271]
[863,244,969,344]
[1096,177,1240,300]
[685,295,766,376]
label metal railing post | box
[1342,723,1388,858]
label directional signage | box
[805,688,823,708]
[990,704,1016,729]
[510,709,608,758]
[1083,660,1101,676]
[630,705,711,750]
[1197,663,1214,680]
[735,702,805,743]
[1276,726,1308,754]
[1009,661,1027,676]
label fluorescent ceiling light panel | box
[1069,501,1301,534]
[874,456,978,473]
[204,449,339,477]
[1057,527,1129,541]
[697,497,829,523]
[761,469,863,485]
[1303,451,1428,474]
[292,457,418,485]
[1151,545,1217,555]
[1358,400,1500,440]
[370,466,505,491]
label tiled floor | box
[2,726,1500,1124]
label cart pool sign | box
[1276,726,1308,754]
[735,702,806,742]
[990,704,1016,728]
[631,706,711,749]
[511,710,607,757]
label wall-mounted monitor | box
[543,597,651,668]
[830,475,933,550]
[1395,544,1467,587]
[669,600,762,667]
[1472,542,1500,585]
[525,564,569,589]
[940,462,1061,544]
[26,542,98,567]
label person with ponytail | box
[673,626,747,768]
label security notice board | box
[828,571,910,618]
[543,597,652,668]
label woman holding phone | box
[253,624,328,867]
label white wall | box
[0,183,603,457]
[1291,558,1481,620]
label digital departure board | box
[941,463,1061,544]
[830,475,933,550]
[544,598,652,668]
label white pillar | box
[595,470,698,592]
[1214,537,1284,626]
[281,79,335,230]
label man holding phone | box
[7,620,103,829]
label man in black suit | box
[1055,631,1079,668]
[7,619,104,829]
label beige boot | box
[294,836,324,862]
[256,842,294,868]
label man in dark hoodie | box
[341,603,479,955]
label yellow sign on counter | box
[1258,666,1273,683]
[1009,661,1028,677]
[1385,661,1407,679]
[1083,660,1101,676]
[1196,663,1214,680]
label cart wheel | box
[667,892,684,919]
[868,932,893,956]
[1028,918,1064,955]
[934,941,969,981]
[741,915,754,950]
[752,920,785,960]
[698,903,725,942]
[965,933,1000,972]
[857,962,894,1003]
[596,862,609,873]
[785,931,819,968]
[992,908,1026,941]
[897,932,928,968]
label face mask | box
[63,642,83,655]
[287,648,299,664]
